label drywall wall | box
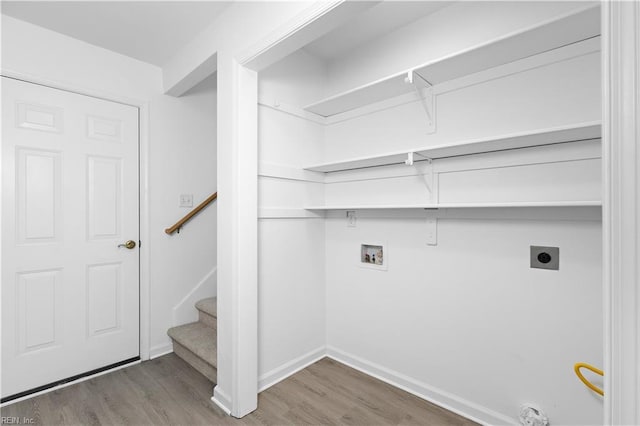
[316,5,603,425]
[323,45,601,161]
[162,1,316,94]
[1,15,218,358]
[324,1,598,97]
[257,49,327,388]
[325,211,602,425]
[150,74,217,356]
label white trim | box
[149,343,174,360]
[164,52,217,97]
[324,205,602,222]
[231,61,259,418]
[258,99,326,125]
[1,69,152,362]
[0,360,141,407]
[212,387,233,416]
[259,162,325,183]
[602,2,640,424]
[326,346,514,426]
[306,201,602,210]
[258,346,326,392]
[172,266,217,327]
[223,2,379,416]
[139,102,151,361]
[238,1,377,72]
[258,208,324,219]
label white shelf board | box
[304,201,602,210]
[304,121,601,173]
[303,5,600,117]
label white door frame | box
[212,1,379,417]
[1,69,152,361]
[602,2,640,425]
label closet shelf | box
[304,121,601,173]
[305,201,602,210]
[303,5,600,118]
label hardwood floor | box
[1,354,477,426]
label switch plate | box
[530,246,559,270]
[179,194,193,208]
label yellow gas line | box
[574,362,604,396]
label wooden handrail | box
[165,192,217,235]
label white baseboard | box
[258,346,326,392]
[149,343,173,360]
[326,346,516,426]
[212,386,232,415]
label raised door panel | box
[87,156,122,240]
[86,263,121,336]
[16,149,62,245]
[16,269,63,354]
[16,102,64,134]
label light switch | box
[179,194,193,208]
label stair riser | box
[198,311,217,329]
[172,341,217,383]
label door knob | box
[118,240,136,249]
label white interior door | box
[1,77,139,400]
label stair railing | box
[165,192,217,235]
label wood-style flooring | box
[1,354,477,426]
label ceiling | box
[305,1,452,61]
[1,1,232,66]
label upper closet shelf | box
[305,201,602,210]
[303,5,600,118]
[304,121,601,173]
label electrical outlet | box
[530,246,559,270]
[347,211,356,227]
[179,194,193,208]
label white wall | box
[1,15,218,358]
[324,1,597,97]
[318,5,603,425]
[257,2,603,425]
[150,75,217,354]
[257,49,327,388]
[325,209,602,425]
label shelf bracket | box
[405,153,434,198]
[405,71,436,134]
[425,211,438,246]
[405,152,431,166]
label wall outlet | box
[530,246,559,270]
[179,194,193,208]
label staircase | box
[167,297,217,383]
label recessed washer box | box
[530,246,559,270]
[360,243,387,271]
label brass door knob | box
[118,240,136,249]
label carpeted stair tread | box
[167,322,217,368]
[195,297,217,318]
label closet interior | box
[257,2,602,424]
